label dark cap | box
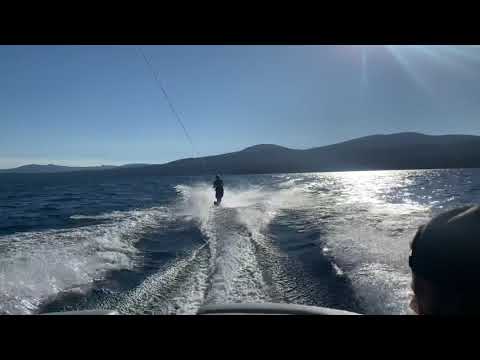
[409,205,480,288]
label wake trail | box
[107,181,306,314]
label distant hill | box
[0,164,117,174]
[105,132,480,176]
[3,133,480,175]
[0,164,148,174]
[120,164,152,168]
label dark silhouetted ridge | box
[3,133,480,176]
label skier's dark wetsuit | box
[213,176,224,205]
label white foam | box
[175,184,272,304]
[124,182,307,311]
[70,212,128,220]
[0,206,170,314]
[114,244,210,315]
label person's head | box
[409,205,480,315]
[216,175,220,180]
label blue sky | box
[1,45,480,168]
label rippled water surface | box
[1,169,479,314]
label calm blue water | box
[0,169,479,314]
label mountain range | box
[2,133,480,175]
